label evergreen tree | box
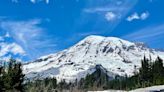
[139,56,152,86]
[22,56,164,91]
[0,66,4,92]
[3,59,15,90]
[78,65,109,91]
[152,56,164,84]
[1,59,25,92]
[13,62,25,91]
[51,78,57,89]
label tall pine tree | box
[0,66,4,92]
[152,56,164,84]
[140,56,150,81]
[1,59,25,92]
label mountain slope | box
[23,35,164,82]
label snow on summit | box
[23,35,164,82]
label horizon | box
[0,0,164,61]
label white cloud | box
[30,0,36,3]
[126,13,140,21]
[123,24,164,41]
[0,19,42,52]
[140,12,149,20]
[105,12,117,21]
[126,12,149,22]
[84,7,127,13]
[82,0,138,33]
[30,0,49,4]
[122,24,164,48]
[0,19,42,45]
[83,0,138,16]
[0,42,25,57]
[0,19,56,59]
[45,0,49,4]
[10,43,25,55]
[11,0,49,4]
[5,32,10,38]
[0,33,10,41]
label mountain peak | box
[84,35,121,41]
[23,35,164,82]
[77,35,134,48]
[81,35,105,42]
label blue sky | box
[0,0,164,61]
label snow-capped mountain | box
[23,35,164,82]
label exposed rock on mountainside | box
[23,35,164,82]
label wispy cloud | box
[126,13,140,21]
[4,32,10,38]
[30,0,49,4]
[140,12,149,20]
[0,36,4,41]
[123,24,164,43]
[0,42,25,60]
[0,19,56,60]
[105,12,119,22]
[1,19,42,45]
[0,43,25,57]
[11,0,49,4]
[83,0,131,14]
[126,12,149,22]
[0,32,10,41]
[84,7,128,13]
[80,0,138,34]
[11,0,18,3]
[104,11,123,22]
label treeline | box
[78,56,164,91]
[106,56,164,90]
[0,56,164,92]
[24,78,57,92]
[24,56,164,92]
[77,65,109,91]
[0,59,24,92]
[24,65,109,92]
[24,78,80,92]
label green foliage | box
[140,56,151,82]
[106,56,164,90]
[78,65,109,91]
[24,65,110,92]
[77,56,164,91]
[24,78,58,92]
[152,56,164,85]
[0,59,25,92]
[3,56,163,92]
[0,66,5,92]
